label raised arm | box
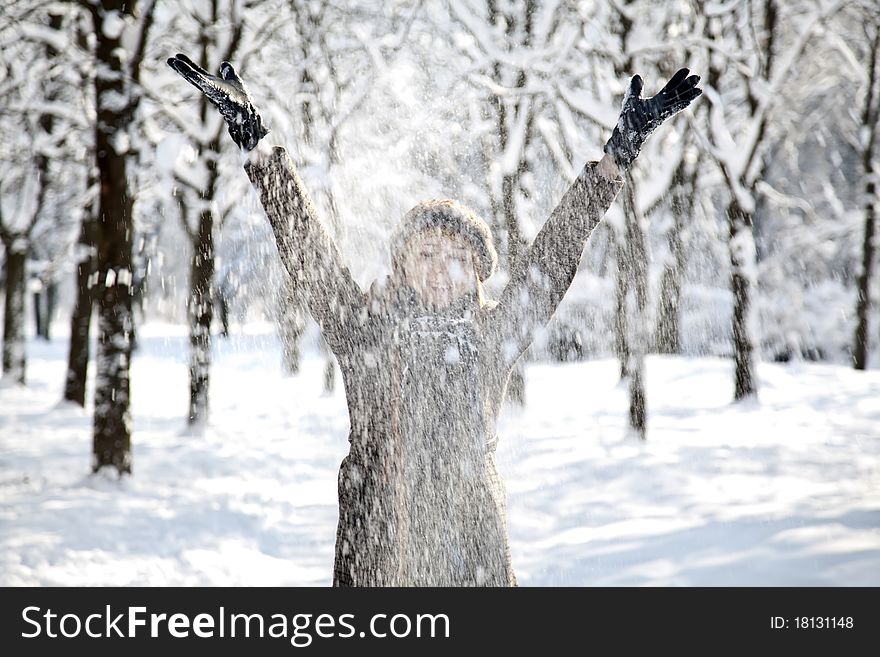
[488,155,623,365]
[488,68,702,367]
[166,54,365,355]
[244,144,366,354]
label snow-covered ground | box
[1,323,878,586]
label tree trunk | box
[188,204,215,426]
[34,290,45,341]
[45,279,57,340]
[611,0,636,382]
[184,0,241,424]
[64,262,95,406]
[278,279,306,376]
[33,280,56,341]
[92,0,136,475]
[502,173,527,406]
[654,156,697,354]
[853,26,879,371]
[2,246,27,385]
[63,14,100,407]
[614,240,629,379]
[619,174,648,439]
[64,201,97,406]
[487,0,534,408]
[217,287,230,338]
[286,41,319,384]
[853,175,877,371]
[727,199,758,399]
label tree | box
[654,139,700,354]
[88,0,156,473]
[276,0,346,381]
[446,0,599,405]
[695,0,844,398]
[275,0,417,390]
[481,0,536,406]
[605,0,650,438]
[144,0,249,426]
[0,8,69,385]
[177,0,243,426]
[62,10,100,407]
[64,167,97,405]
[651,11,706,356]
[852,6,880,370]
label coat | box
[245,146,623,586]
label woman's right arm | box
[245,145,366,355]
[165,55,366,355]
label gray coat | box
[245,147,623,586]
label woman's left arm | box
[487,68,701,366]
[487,155,623,365]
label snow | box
[1,324,878,586]
[111,130,131,156]
[102,11,126,40]
[116,268,133,288]
[556,83,618,131]
[17,23,70,53]
[98,89,129,113]
[155,135,187,174]
[11,237,29,254]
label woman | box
[167,54,701,586]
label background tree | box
[62,10,100,406]
[446,0,614,405]
[851,4,880,370]
[273,0,387,385]
[88,0,156,473]
[149,0,245,427]
[0,8,78,385]
[694,0,846,399]
[606,0,650,437]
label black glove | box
[604,68,701,170]
[167,53,269,151]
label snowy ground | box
[1,323,878,586]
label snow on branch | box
[638,138,685,218]
[732,0,847,187]
[13,99,91,129]
[755,179,819,221]
[466,72,551,99]
[555,82,616,131]
[128,0,157,85]
[824,28,869,82]
[448,0,572,73]
[536,115,575,182]
[15,21,70,52]
[140,81,224,147]
[500,95,533,176]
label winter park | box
[1,0,879,589]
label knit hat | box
[390,199,497,282]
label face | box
[400,229,477,310]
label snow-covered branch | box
[555,82,616,131]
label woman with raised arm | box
[167,54,701,586]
